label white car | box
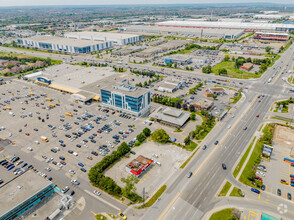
[69,170,75,175]
[27,147,33,151]
[45,167,51,172]
[93,190,101,196]
[153,154,159,158]
[227,125,231,129]
[71,179,80,185]
[9,133,12,137]
[256,171,265,177]
[57,163,63,168]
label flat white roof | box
[156,20,294,30]
[23,35,111,47]
[65,31,141,39]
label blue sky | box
[0,0,293,7]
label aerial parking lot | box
[0,80,147,184]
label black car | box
[187,172,193,178]
[202,145,207,150]
[76,144,81,148]
[277,189,281,196]
[214,141,219,145]
[52,161,57,165]
[91,151,98,156]
[68,150,73,154]
[69,190,75,196]
[61,143,66,147]
[222,163,227,170]
[130,151,136,155]
[51,149,57,153]
[59,156,65,160]
[261,185,266,191]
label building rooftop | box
[23,35,109,47]
[0,170,52,216]
[126,155,153,175]
[165,54,192,61]
[150,107,190,127]
[65,31,140,39]
[89,74,149,97]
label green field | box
[211,61,260,79]
[209,208,239,220]
[218,181,232,197]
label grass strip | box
[218,181,232,197]
[137,185,167,208]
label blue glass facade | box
[101,89,150,116]
[0,184,55,220]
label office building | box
[0,170,55,220]
[64,31,142,45]
[17,35,113,54]
[99,77,151,117]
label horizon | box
[1,1,294,8]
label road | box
[1,44,294,219]
[141,44,294,220]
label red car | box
[125,132,129,134]
[258,100,261,103]
[25,133,30,136]
[97,130,102,133]
[256,176,263,181]
[256,115,259,118]
[60,161,66,165]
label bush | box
[151,129,169,144]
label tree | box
[189,104,195,112]
[212,94,217,100]
[202,65,212,74]
[246,57,252,63]
[175,102,182,109]
[121,175,139,197]
[142,127,151,137]
[224,55,230,61]
[174,63,177,68]
[151,129,169,144]
[182,103,188,110]
[190,112,196,121]
[218,68,227,75]
[265,46,271,53]
[136,133,146,143]
[184,136,191,145]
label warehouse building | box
[126,155,153,177]
[17,35,113,54]
[124,25,244,39]
[158,79,183,93]
[165,54,192,65]
[254,32,289,41]
[150,107,190,128]
[99,77,151,117]
[156,20,294,32]
[0,171,55,220]
[64,31,142,45]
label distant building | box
[165,55,192,65]
[254,32,289,41]
[191,98,214,111]
[0,170,55,220]
[150,107,190,128]
[64,31,142,45]
[126,155,153,177]
[240,63,253,71]
[100,79,151,117]
[204,88,225,97]
[17,35,113,54]
[158,80,183,93]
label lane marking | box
[158,192,181,220]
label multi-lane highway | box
[1,43,294,220]
[140,44,294,220]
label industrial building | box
[64,31,142,45]
[17,35,113,54]
[0,170,55,220]
[156,20,294,32]
[124,25,244,39]
[150,107,190,128]
[165,54,192,65]
[158,79,183,93]
[126,155,153,177]
[254,32,289,41]
[99,79,151,117]
[112,46,145,56]
[191,98,214,111]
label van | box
[65,112,73,117]
[40,136,49,142]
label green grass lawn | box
[184,141,198,151]
[229,187,243,197]
[95,214,107,220]
[137,185,167,208]
[209,208,238,220]
[211,61,260,79]
[218,181,232,197]
[233,137,256,178]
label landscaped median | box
[218,181,232,197]
[137,185,167,209]
[233,137,256,178]
[229,187,244,197]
